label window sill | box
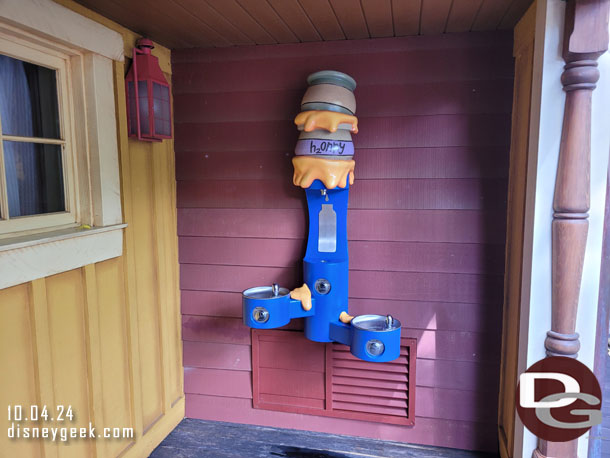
[0,223,126,289]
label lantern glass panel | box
[138,81,150,135]
[127,80,150,136]
[153,82,171,136]
[127,81,136,136]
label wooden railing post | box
[533,1,609,457]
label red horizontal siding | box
[176,147,509,181]
[184,367,252,398]
[180,264,502,304]
[175,32,511,452]
[182,315,250,345]
[174,80,513,124]
[175,115,510,152]
[179,237,505,274]
[348,299,503,332]
[181,290,243,318]
[349,270,503,303]
[173,47,512,94]
[180,264,301,293]
[400,387,498,423]
[179,237,304,268]
[178,178,507,210]
[182,341,251,371]
[178,208,507,243]
[178,208,307,239]
[416,359,500,392]
[403,328,501,363]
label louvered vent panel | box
[327,338,415,425]
[253,330,416,426]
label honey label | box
[295,139,354,156]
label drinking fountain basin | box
[350,314,401,362]
[242,284,315,329]
[330,314,401,362]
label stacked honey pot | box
[292,70,359,190]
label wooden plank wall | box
[0,2,183,457]
[173,32,513,452]
[497,5,535,458]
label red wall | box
[173,32,513,452]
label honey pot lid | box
[307,70,356,92]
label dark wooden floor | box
[150,418,499,458]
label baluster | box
[533,0,609,457]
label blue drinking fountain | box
[242,71,401,363]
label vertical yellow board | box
[45,270,92,458]
[128,139,165,430]
[151,116,183,409]
[0,1,184,457]
[94,259,134,457]
[0,284,42,458]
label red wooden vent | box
[252,329,416,426]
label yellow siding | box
[0,1,184,457]
[0,284,42,458]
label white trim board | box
[0,0,124,61]
[0,224,125,289]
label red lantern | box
[125,38,172,142]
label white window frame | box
[0,0,126,289]
[0,34,77,234]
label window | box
[0,39,76,235]
[0,1,125,289]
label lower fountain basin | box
[350,314,401,362]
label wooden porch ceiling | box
[72,0,532,49]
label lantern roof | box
[126,38,168,85]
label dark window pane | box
[153,82,171,136]
[3,141,65,217]
[0,54,61,139]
